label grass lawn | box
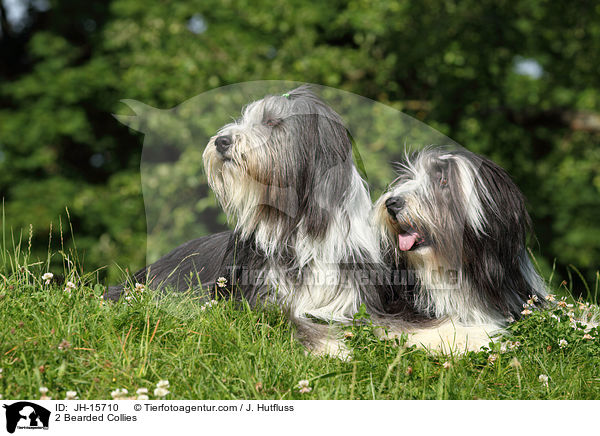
[1,248,599,400]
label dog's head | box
[375,147,531,271]
[203,86,358,243]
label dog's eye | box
[440,177,448,187]
[264,118,281,128]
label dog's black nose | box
[385,196,405,216]
[215,135,232,155]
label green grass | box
[1,248,600,400]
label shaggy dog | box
[107,86,425,358]
[373,147,547,351]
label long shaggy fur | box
[374,147,547,351]
[108,86,428,358]
[105,231,234,299]
[202,86,433,357]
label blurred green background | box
[0,0,598,290]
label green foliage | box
[0,0,598,285]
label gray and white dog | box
[202,86,426,357]
[107,86,430,358]
[374,147,547,351]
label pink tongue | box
[398,232,418,251]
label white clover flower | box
[111,388,128,399]
[550,314,560,321]
[216,277,227,288]
[156,380,170,389]
[134,283,145,293]
[65,391,78,400]
[154,387,170,397]
[39,386,49,395]
[583,334,595,340]
[297,380,310,389]
[296,380,312,394]
[442,361,452,369]
[538,374,549,386]
[62,281,75,294]
[136,388,148,395]
[545,294,556,302]
[558,339,568,349]
[521,309,532,316]
[137,394,149,400]
[42,272,53,284]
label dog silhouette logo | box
[2,402,50,433]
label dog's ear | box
[475,155,531,247]
[462,153,539,315]
[299,114,353,239]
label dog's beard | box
[204,122,301,245]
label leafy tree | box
[0,0,598,290]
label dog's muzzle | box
[385,196,405,218]
[384,196,427,251]
[215,135,233,157]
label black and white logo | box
[2,402,50,434]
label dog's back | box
[104,231,234,300]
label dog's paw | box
[306,338,352,361]
[374,321,497,354]
[404,322,496,354]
